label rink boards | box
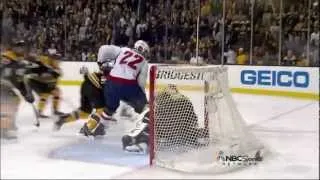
[58,62,319,100]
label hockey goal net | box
[148,65,267,173]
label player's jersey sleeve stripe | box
[87,73,102,89]
[2,51,18,61]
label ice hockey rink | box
[1,86,319,179]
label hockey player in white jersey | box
[82,40,150,145]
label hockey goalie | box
[122,84,206,153]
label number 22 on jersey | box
[119,50,144,70]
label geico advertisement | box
[240,70,309,88]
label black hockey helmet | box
[10,39,30,56]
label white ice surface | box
[1,86,319,179]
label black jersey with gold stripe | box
[84,72,105,89]
[1,50,19,62]
[1,50,27,81]
[26,54,61,84]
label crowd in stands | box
[1,0,319,66]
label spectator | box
[282,49,297,66]
[310,28,319,45]
[236,48,248,65]
[171,43,183,62]
[309,39,319,66]
[183,42,193,63]
[224,47,236,65]
[81,50,88,61]
[47,43,57,55]
[0,0,318,67]
[252,46,265,65]
[136,19,147,40]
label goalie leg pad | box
[122,134,148,153]
[122,108,150,151]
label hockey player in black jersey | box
[0,40,35,104]
[53,61,114,135]
[24,50,64,118]
[0,40,41,132]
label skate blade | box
[34,122,40,127]
[124,144,148,155]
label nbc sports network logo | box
[216,150,263,166]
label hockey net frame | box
[148,65,267,173]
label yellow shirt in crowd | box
[236,53,248,65]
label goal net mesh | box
[149,65,267,173]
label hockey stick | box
[23,75,41,127]
[30,102,40,127]
[1,79,40,127]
